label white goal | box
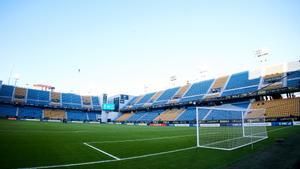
[196,106,268,150]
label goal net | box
[196,106,268,150]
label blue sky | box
[0,0,299,96]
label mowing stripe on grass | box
[83,143,121,160]
[87,134,196,144]
[87,132,220,144]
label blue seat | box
[183,79,214,97]
[27,89,50,106]
[287,70,300,80]
[0,104,17,117]
[92,96,101,110]
[0,85,14,102]
[138,110,163,122]
[126,111,147,122]
[135,93,156,105]
[222,86,258,96]
[61,93,82,109]
[67,110,87,121]
[287,79,300,88]
[176,107,209,121]
[87,112,100,121]
[225,71,260,90]
[18,107,43,119]
[155,87,180,102]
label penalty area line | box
[83,142,121,160]
[18,146,197,169]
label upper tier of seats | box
[0,84,102,110]
[124,65,300,110]
[51,92,61,103]
[27,89,50,106]
[221,71,260,97]
[0,85,14,102]
[153,87,180,105]
[182,79,214,98]
[14,87,26,100]
[0,104,17,117]
[135,93,156,105]
[225,71,260,89]
[62,93,82,108]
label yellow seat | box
[154,109,184,122]
[250,98,300,118]
[44,109,66,120]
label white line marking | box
[83,143,121,160]
[121,146,196,160]
[267,126,292,133]
[18,126,293,169]
[19,146,197,169]
[198,137,268,151]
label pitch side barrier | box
[118,121,298,127]
[5,118,298,126]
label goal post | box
[196,106,268,150]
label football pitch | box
[0,120,299,169]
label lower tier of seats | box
[0,104,101,121]
[116,98,300,122]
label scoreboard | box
[102,104,115,111]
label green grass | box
[0,120,299,169]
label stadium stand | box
[149,91,163,103]
[62,93,82,109]
[50,92,61,104]
[0,61,299,124]
[153,87,180,105]
[44,109,66,120]
[173,84,191,99]
[0,104,17,117]
[154,108,184,122]
[125,111,147,122]
[67,110,87,121]
[14,87,27,100]
[138,110,163,122]
[251,98,300,118]
[133,95,143,104]
[18,107,43,119]
[82,96,92,106]
[175,102,250,122]
[27,89,50,106]
[0,85,14,102]
[176,107,207,122]
[205,76,229,98]
[134,92,156,107]
[180,79,214,103]
[92,96,101,110]
[260,64,284,90]
[116,112,133,122]
[87,111,100,121]
[126,96,138,106]
[287,70,300,89]
[222,71,260,97]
